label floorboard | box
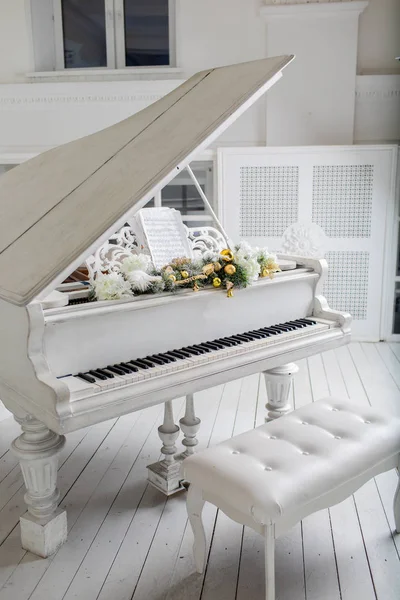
[0,343,398,600]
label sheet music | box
[136,208,194,269]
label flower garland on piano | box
[91,241,280,302]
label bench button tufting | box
[264,466,272,471]
[332,408,339,412]
[232,450,240,455]
[335,435,341,439]
[364,420,371,424]
[302,451,310,455]
[270,436,277,440]
[302,421,308,425]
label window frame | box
[53,0,175,71]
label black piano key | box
[77,372,96,384]
[102,368,118,378]
[257,329,273,336]
[159,353,178,362]
[301,318,317,325]
[197,344,213,353]
[214,338,235,347]
[154,353,175,363]
[118,362,138,373]
[167,350,187,360]
[128,360,149,370]
[287,320,306,328]
[244,331,264,339]
[183,347,202,356]
[240,333,258,341]
[260,328,279,335]
[173,349,192,358]
[145,356,165,366]
[107,365,127,376]
[136,359,155,368]
[274,324,295,332]
[201,342,220,351]
[268,326,287,333]
[114,364,132,374]
[207,340,225,349]
[88,370,107,381]
[96,368,114,379]
[192,344,210,353]
[249,330,269,338]
[230,335,250,343]
[124,362,140,371]
[220,337,240,345]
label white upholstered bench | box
[182,397,400,600]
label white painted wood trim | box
[25,67,183,79]
[105,0,117,69]
[381,147,400,339]
[260,0,368,20]
[113,0,125,69]
[52,0,64,70]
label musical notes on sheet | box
[136,208,194,269]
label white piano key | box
[61,375,101,397]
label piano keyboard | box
[59,318,331,399]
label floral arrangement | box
[91,241,280,302]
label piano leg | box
[11,415,67,557]
[263,363,299,421]
[179,393,201,458]
[147,400,185,495]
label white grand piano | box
[0,55,351,557]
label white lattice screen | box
[240,166,299,237]
[218,146,397,340]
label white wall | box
[358,0,400,74]
[0,1,399,147]
[0,0,32,82]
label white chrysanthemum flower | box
[120,253,152,274]
[235,240,254,257]
[94,273,133,301]
[126,270,162,292]
[237,255,260,282]
[202,250,220,263]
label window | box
[54,0,173,70]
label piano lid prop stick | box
[185,165,234,249]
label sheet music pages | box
[136,208,194,269]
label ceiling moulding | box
[260,0,368,20]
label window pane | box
[161,162,214,225]
[124,0,169,66]
[62,0,107,68]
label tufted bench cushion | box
[183,397,400,530]
[183,397,400,600]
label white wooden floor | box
[0,342,400,600]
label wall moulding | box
[0,80,183,111]
[260,0,368,20]
[355,74,400,101]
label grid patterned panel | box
[240,166,299,237]
[324,251,369,320]
[312,165,374,238]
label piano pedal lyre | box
[147,394,201,495]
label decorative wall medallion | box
[281,222,327,257]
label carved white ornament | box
[281,222,327,258]
[85,224,227,279]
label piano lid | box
[0,55,294,307]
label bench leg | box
[187,485,206,574]
[264,524,276,600]
[394,460,400,534]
